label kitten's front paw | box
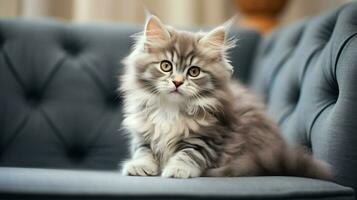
[121,159,159,176]
[162,164,201,178]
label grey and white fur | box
[119,15,331,179]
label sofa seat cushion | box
[0,167,354,200]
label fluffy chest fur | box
[122,92,207,164]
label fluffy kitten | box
[119,15,331,179]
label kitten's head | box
[122,15,235,106]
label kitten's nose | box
[172,80,183,88]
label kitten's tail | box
[204,147,332,180]
[280,147,332,180]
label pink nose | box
[172,80,183,88]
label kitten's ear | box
[199,16,237,53]
[144,15,170,50]
[199,26,226,50]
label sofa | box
[0,3,356,200]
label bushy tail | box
[205,147,332,180]
[281,147,332,180]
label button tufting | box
[0,34,4,49]
[62,38,81,56]
[67,146,87,162]
[107,92,121,107]
[26,89,42,106]
[291,90,300,104]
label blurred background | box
[0,0,353,34]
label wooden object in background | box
[234,0,289,34]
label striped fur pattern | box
[119,16,331,179]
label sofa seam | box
[333,33,357,83]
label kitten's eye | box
[160,60,172,72]
[188,66,200,77]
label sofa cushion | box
[0,167,354,200]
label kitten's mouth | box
[170,89,181,94]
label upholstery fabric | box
[0,19,259,170]
[251,3,357,192]
[0,167,354,200]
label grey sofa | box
[0,3,356,200]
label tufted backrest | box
[251,3,357,191]
[0,19,260,170]
[0,20,139,170]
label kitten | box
[119,15,331,179]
